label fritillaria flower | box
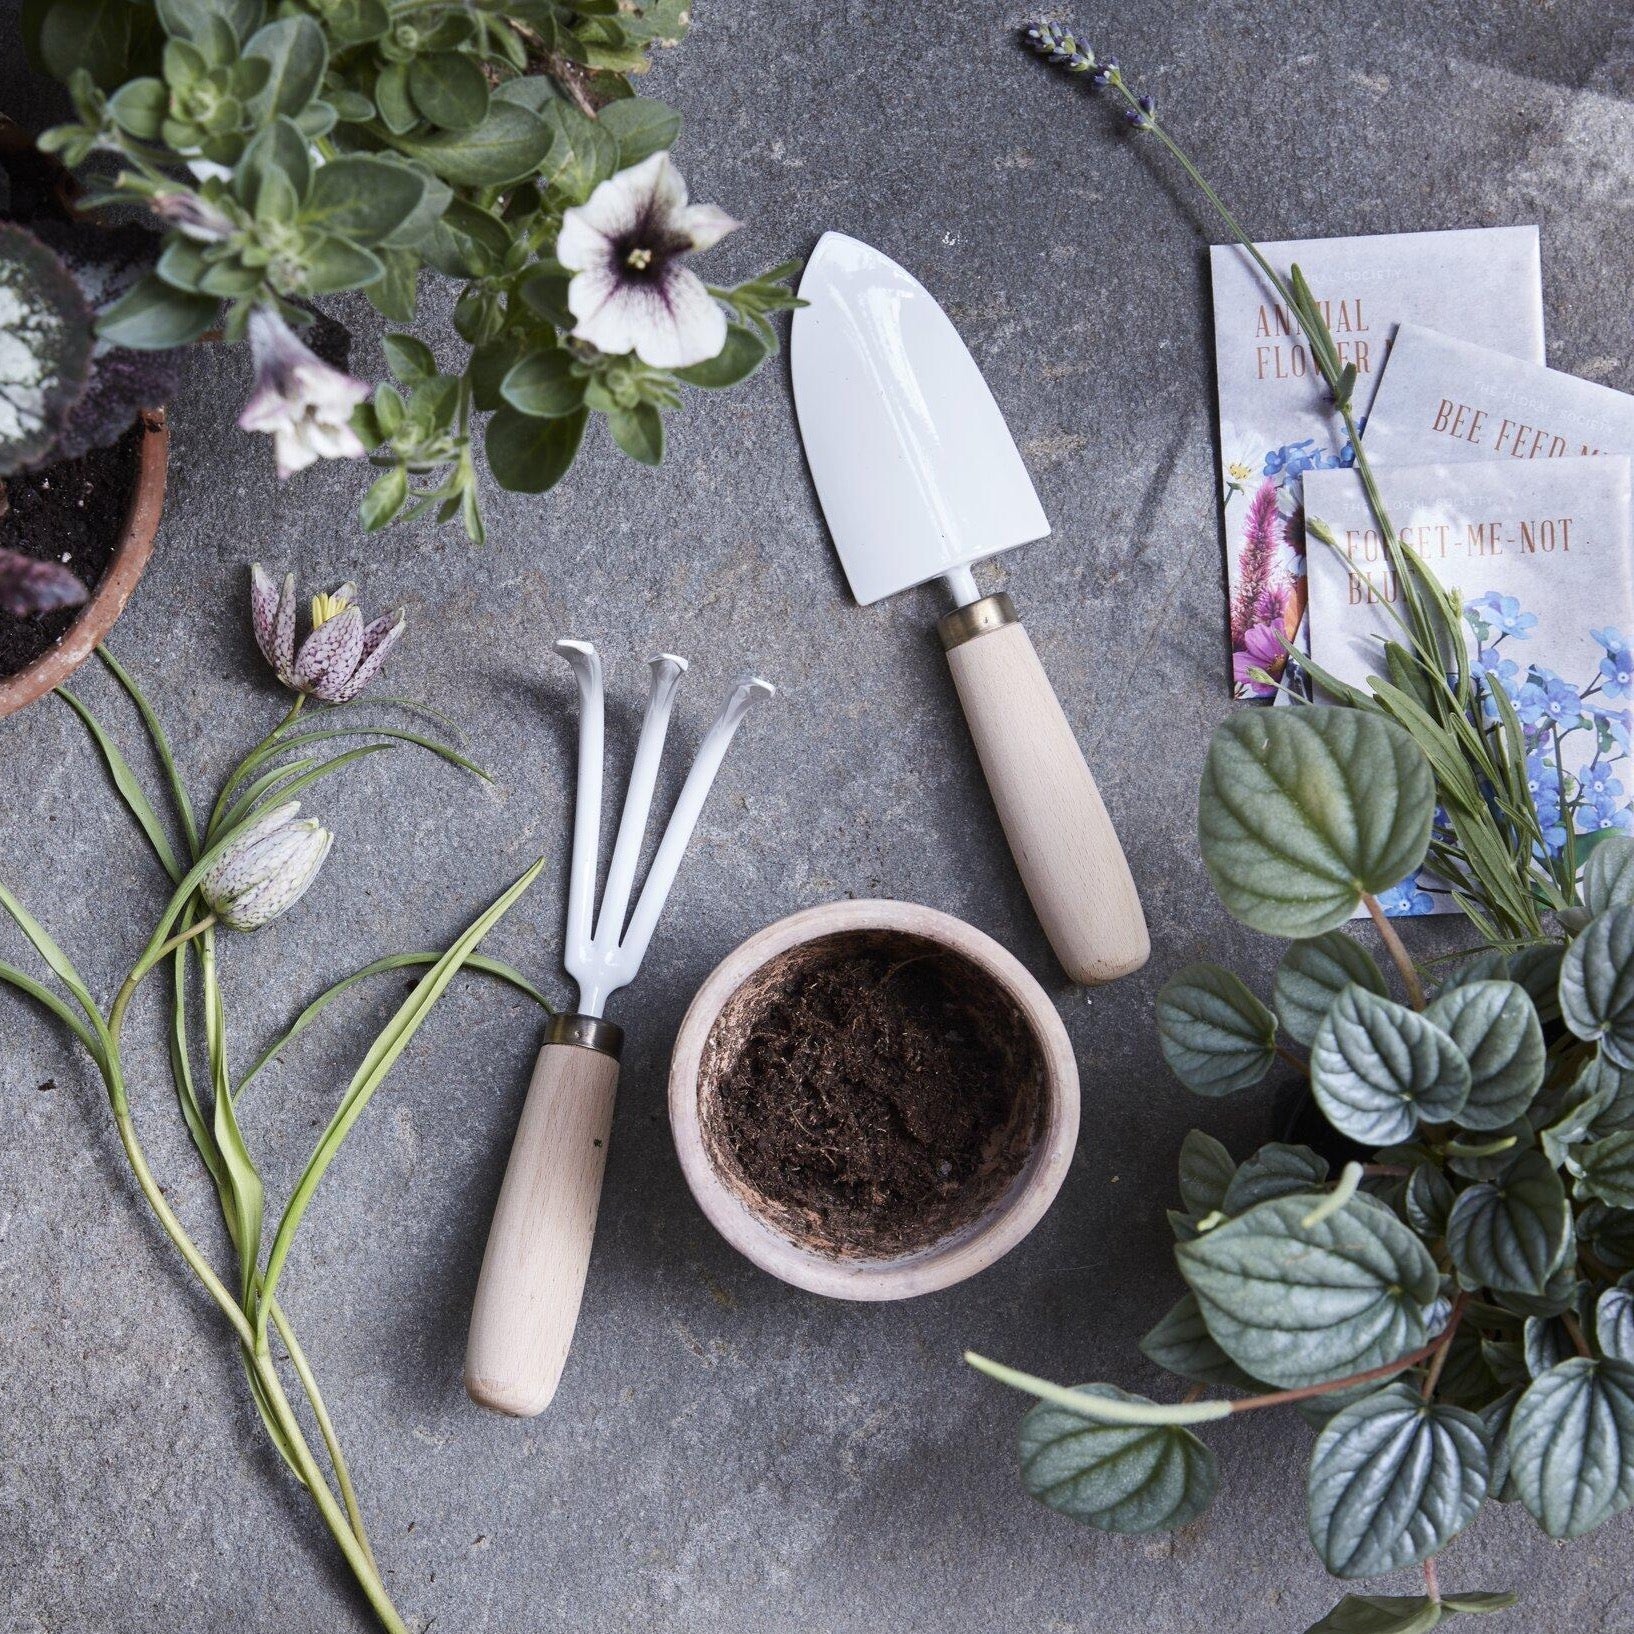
[201,802,332,931]
[556,152,740,369]
[238,306,369,479]
[250,564,405,703]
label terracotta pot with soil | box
[0,409,167,721]
[669,900,1080,1300]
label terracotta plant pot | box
[0,409,168,721]
[669,899,1080,1301]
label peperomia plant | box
[0,569,554,1630]
[23,0,801,541]
[971,702,1634,1631]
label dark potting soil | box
[705,944,1041,1258]
[0,422,140,679]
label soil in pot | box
[0,421,140,679]
[701,931,1043,1259]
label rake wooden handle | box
[940,596,1149,985]
[465,1024,621,1417]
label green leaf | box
[519,261,573,326]
[1155,964,1277,1097]
[393,102,552,187]
[595,96,680,165]
[1177,1128,1236,1217]
[236,115,312,211]
[1597,1283,1634,1363]
[1509,943,1563,1025]
[381,333,436,385]
[323,0,387,45]
[157,0,262,44]
[34,0,136,86]
[96,273,219,349]
[1139,1291,1261,1390]
[1307,1382,1489,1578]
[1222,1143,1329,1214]
[1018,1384,1218,1533]
[1275,932,1388,1047]
[359,465,407,532]
[1404,1163,1455,1240]
[300,236,383,294]
[303,156,426,245]
[499,348,583,417]
[1447,1149,1571,1296]
[244,15,326,120]
[1509,1356,1634,1536]
[540,102,619,200]
[607,401,664,466]
[108,77,167,140]
[408,50,490,132]
[0,223,92,471]
[1176,1193,1439,1390]
[1311,987,1470,1145]
[1573,1131,1634,1207]
[54,689,180,882]
[484,405,587,493]
[1539,1056,1619,1168]
[1422,980,1545,1130]
[1561,907,1634,1067]
[1439,1595,1517,1617]
[671,322,768,388]
[1304,1599,1442,1634]
[1585,836,1634,915]
[374,60,416,133]
[1199,708,1435,937]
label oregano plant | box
[971,703,1634,1632]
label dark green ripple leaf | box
[1446,1149,1570,1296]
[1275,930,1388,1046]
[1561,907,1634,1067]
[1156,963,1278,1096]
[1422,980,1545,1130]
[1018,1384,1218,1533]
[1509,1356,1634,1537]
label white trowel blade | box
[791,230,1051,606]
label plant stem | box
[1420,1291,1469,1401]
[1274,1042,1309,1077]
[1228,1331,1449,1415]
[1562,1309,1594,1359]
[1423,1556,1441,1604]
[1363,893,1426,1009]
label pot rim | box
[668,898,1081,1302]
[0,409,169,722]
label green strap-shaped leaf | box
[1222,1143,1329,1213]
[1156,964,1278,1097]
[1198,708,1435,938]
[1508,1356,1634,1537]
[1311,986,1470,1145]
[1018,1384,1219,1533]
[1177,1128,1236,1217]
[1446,1149,1570,1297]
[1561,907,1634,1068]
[1573,1131,1634,1208]
[1176,1193,1439,1390]
[1307,1382,1489,1579]
[1139,1291,1261,1391]
[1275,931,1389,1046]
[1585,836,1634,915]
[1422,980,1545,1130]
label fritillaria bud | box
[200,802,332,931]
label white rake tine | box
[618,674,775,979]
[554,640,604,986]
[593,653,688,950]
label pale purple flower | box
[0,548,87,618]
[201,802,332,931]
[556,153,739,369]
[150,190,234,243]
[1232,621,1285,697]
[250,564,405,702]
[238,306,369,479]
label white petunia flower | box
[556,152,740,370]
[238,306,370,479]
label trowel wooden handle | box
[464,1017,622,1417]
[940,595,1149,985]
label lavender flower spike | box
[201,802,332,931]
[250,564,405,702]
[238,306,369,480]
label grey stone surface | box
[3,3,1634,1630]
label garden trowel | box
[791,231,1149,984]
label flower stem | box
[1363,892,1426,1009]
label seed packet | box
[1210,227,1545,699]
[1302,455,1634,915]
[1359,321,1634,470]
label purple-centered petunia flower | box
[238,306,369,479]
[250,564,404,703]
[556,153,740,370]
[1232,621,1285,697]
